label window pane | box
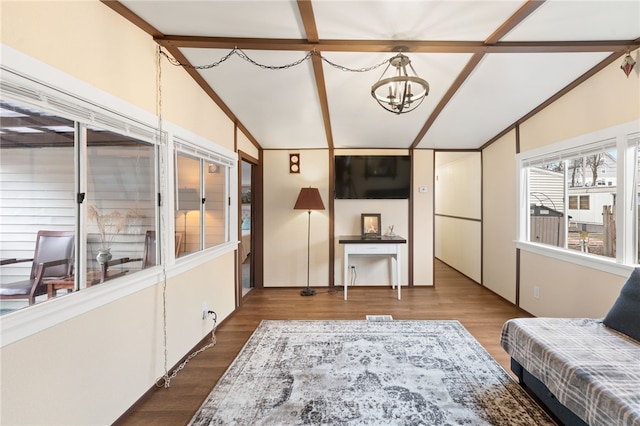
[566,150,616,258]
[569,196,578,209]
[579,195,590,210]
[528,162,565,247]
[0,101,76,310]
[86,127,156,284]
[175,153,201,256]
[204,163,227,249]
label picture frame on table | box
[361,213,381,239]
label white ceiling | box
[112,0,640,151]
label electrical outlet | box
[202,302,209,319]
[533,286,540,299]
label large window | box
[518,123,639,267]
[0,99,159,311]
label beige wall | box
[520,58,640,152]
[1,2,237,424]
[482,130,517,302]
[237,129,259,159]
[491,58,639,317]
[413,149,435,285]
[263,149,430,289]
[434,152,482,282]
[263,150,330,287]
[519,251,625,317]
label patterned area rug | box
[189,320,555,425]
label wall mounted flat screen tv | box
[334,155,411,199]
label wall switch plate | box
[533,286,540,299]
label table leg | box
[396,249,402,300]
[343,251,348,300]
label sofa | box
[500,268,640,426]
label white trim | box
[516,120,640,270]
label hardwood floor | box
[116,260,531,426]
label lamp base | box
[300,287,316,296]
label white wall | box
[434,152,482,282]
[0,2,238,424]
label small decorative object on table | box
[88,204,141,263]
[386,225,395,236]
[96,248,112,264]
[361,213,381,239]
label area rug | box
[189,320,555,425]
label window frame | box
[174,138,234,256]
[0,46,238,347]
[516,121,639,277]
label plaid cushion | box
[501,317,640,426]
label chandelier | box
[371,52,429,114]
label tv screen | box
[334,155,411,199]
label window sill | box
[516,240,634,278]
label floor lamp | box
[294,187,325,296]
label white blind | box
[174,138,235,167]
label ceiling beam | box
[297,0,334,150]
[480,51,626,150]
[411,0,546,149]
[101,0,263,152]
[160,46,262,152]
[156,36,639,54]
[410,53,485,149]
[100,0,163,37]
[485,0,546,44]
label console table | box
[338,235,406,301]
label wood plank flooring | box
[116,260,531,426]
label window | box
[568,196,578,209]
[579,195,590,210]
[85,126,157,282]
[0,60,237,344]
[518,122,639,268]
[0,98,159,311]
[174,141,231,256]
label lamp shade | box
[294,187,325,211]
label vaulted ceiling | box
[103,0,640,151]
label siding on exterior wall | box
[0,148,76,283]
